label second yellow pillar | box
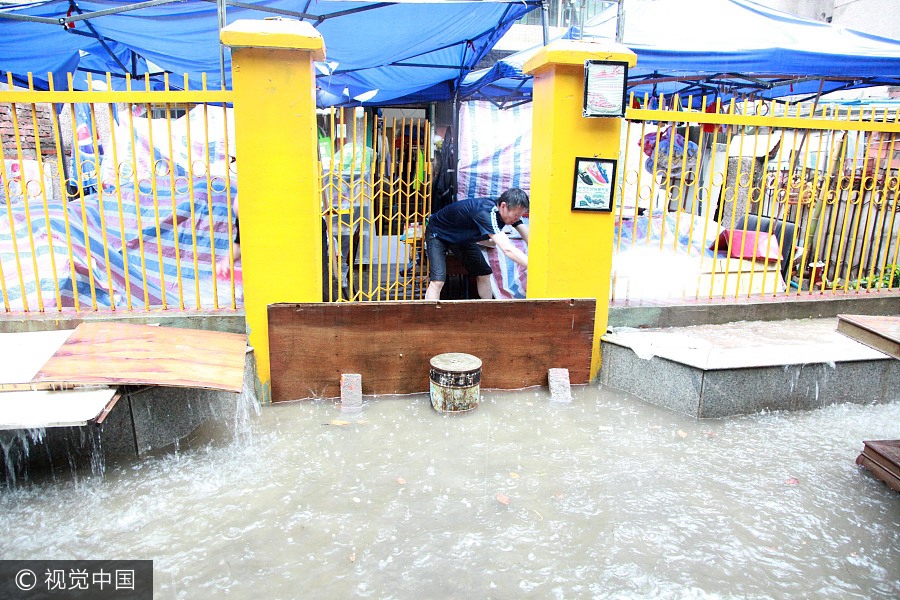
[524,40,637,379]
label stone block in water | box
[341,373,362,410]
[548,368,572,403]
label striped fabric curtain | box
[457,101,531,200]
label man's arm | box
[488,231,528,268]
[514,222,529,244]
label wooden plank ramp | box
[837,314,900,359]
[268,299,595,401]
[32,322,247,392]
[857,440,900,492]
[0,324,245,432]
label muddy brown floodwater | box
[1,385,898,599]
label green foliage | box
[852,263,900,290]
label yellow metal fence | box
[0,74,237,314]
[613,95,900,302]
[319,108,432,302]
[0,78,432,314]
[7,77,897,313]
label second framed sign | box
[572,157,616,212]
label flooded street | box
[1,386,898,599]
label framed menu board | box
[583,60,628,118]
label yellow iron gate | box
[319,107,432,302]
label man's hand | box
[215,257,232,279]
[216,243,241,279]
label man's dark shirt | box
[427,198,522,245]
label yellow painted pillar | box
[221,20,325,403]
[524,40,637,381]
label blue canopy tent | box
[0,0,540,105]
[462,0,900,107]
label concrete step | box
[599,317,899,418]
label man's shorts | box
[425,229,493,282]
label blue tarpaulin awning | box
[461,0,900,107]
[0,0,540,105]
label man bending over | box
[424,188,529,300]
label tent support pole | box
[61,0,187,25]
[0,12,58,25]
[616,0,626,44]
[579,0,586,40]
[541,0,549,45]
[452,89,460,203]
[217,0,227,88]
[68,3,131,76]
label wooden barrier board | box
[268,299,595,401]
[33,322,247,392]
[837,314,900,359]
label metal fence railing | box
[612,95,900,301]
[0,73,237,314]
[8,77,898,312]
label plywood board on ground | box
[837,314,900,359]
[268,299,595,401]
[32,322,247,392]
[0,387,118,429]
[603,317,888,370]
[0,330,76,390]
